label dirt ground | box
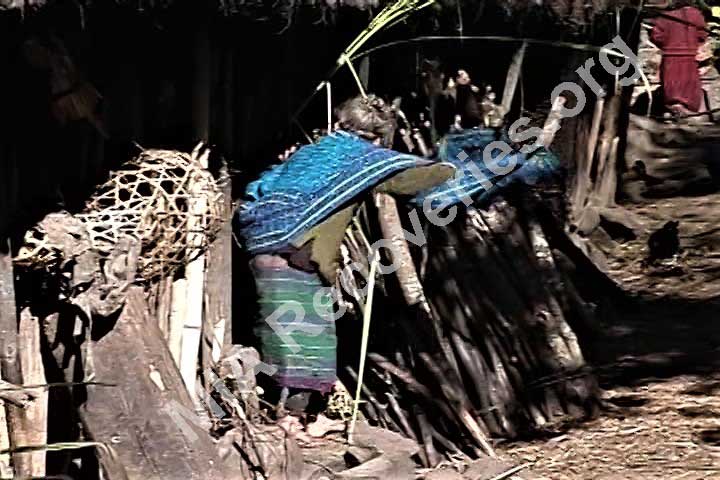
[500,194,720,479]
[501,377,720,479]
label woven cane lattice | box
[17,145,225,283]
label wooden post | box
[0,380,11,478]
[0,239,15,479]
[591,95,621,207]
[204,167,232,365]
[15,308,48,477]
[0,241,47,477]
[570,96,604,229]
[501,41,527,115]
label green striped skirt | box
[251,255,337,393]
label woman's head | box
[335,94,397,147]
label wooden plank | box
[82,286,231,480]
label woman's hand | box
[277,143,302,161]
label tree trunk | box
[81,286,231,480]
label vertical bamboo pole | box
[168,277,187,367]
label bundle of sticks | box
[340,191,605,466]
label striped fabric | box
[411,129,560,209]
[251,257,337,393]
[236,131,433,255]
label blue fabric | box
[410,129,560,209]
[236,131,431,254]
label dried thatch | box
[0,0,637,30]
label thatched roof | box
[0,0,633,22]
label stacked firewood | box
[340,191,605,465]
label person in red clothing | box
[651,0,708,115]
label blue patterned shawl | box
[237,131,433,254]
[411,129,560,209]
